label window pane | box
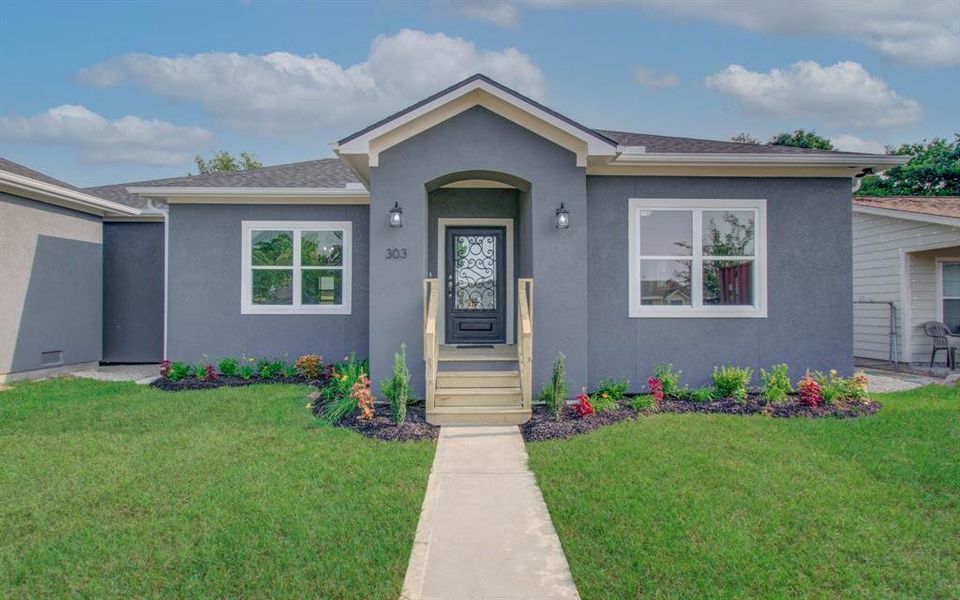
[640,259,691,305]
[944,299,960,332]
[702,210,755,256]
[251,230,293,266]
[703,260,754,305]
[252,269,293,305]
[302,269,343,305]
[302,230,343,266]
[639,210,692,256]
[943,264,960,297]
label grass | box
[527,386,960,599]
[0,378,435,599]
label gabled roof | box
[86,159,360,208]
[853,196,960,224]
[1,157,139,217]
[598,130,868,156]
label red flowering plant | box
[352,373,375,420]
[797,372,822,407]
[159,359,171,378]
[647,376,664,407]
[573,391,594,418]
[203,364,218,382]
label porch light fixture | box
[389,202,403,228]
[555,203,570,229]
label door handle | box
[447,275,453,297]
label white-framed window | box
[241,221,352,315]
[628,198,767,318]
[936,260,960,332]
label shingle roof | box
[853,196,960,220]
[597,130,863,155]
[84,158,359,209]
[0,157,82,191]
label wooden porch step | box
[435,386,522,407]
[437,345,519,362]
[427,406,531,426]
[437,370,521,388]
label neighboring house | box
[852,196,960,366]
[3,74,906,424]
[0,158,144,382]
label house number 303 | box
[386,248,407,259]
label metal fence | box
[853,300,900,369]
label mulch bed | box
[334,405,439,442]
[521,394,881,442]
[150,375,328,391]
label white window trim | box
[241,220,352,315]
[628,198,767,318]
[935,257,960,330]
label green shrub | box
[654,364,682,397]
[256,359,286,379]
[282,364,298,378]
[545,352,569,421]
[689,386,715,403]
[316,353,368,425]
[238,365,255,380]
[759,364,793,404]
[167,362,190,382]
[218,357,238,377]
[595,377,629,401]
[381,344,411,425]
[295,354,323,379]
[589,391,617,413]
[812,369,866,405]
[712,365,753,403]
[192,363,207,380]
[631,394,657,411]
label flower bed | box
[521,394,880,442]
[314,404,438,441]
[151,374,328,391]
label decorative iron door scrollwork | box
[453,234,497,311]
[445,226,507,344]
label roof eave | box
[126,186,370,198]
[0,170,141,217]
[609,152,911,170]
[853,203,960,228]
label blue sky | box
[1,0,957,187]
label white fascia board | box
[610,152,911,170]
[126,186,370,198]
[853,204,960,228]
[334,79,618,158]
[0,170,141,216]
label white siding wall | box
[853,211,960,363]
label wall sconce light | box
[389,201,403,228]
[555,203,570,229]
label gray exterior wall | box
[586,176,854,389]
[103,222,164,363]
[368,106,588,394]
[427,187,521,277]
[166,204,369,363]
[0,192,102,377]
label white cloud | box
[77,29,546,136]
[830,134,887,154]
[705,61,922,129]
[0,105,213,164]
[464,0,960,66]
[449,1,521,27]
[633,65,680,89]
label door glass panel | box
[639,259,691,305]
[454,234,497,310]
[943,263,960,297]
[702,210,755,256]
[639,210,692,255]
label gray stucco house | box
[3,75,907,423]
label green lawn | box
[0,378,434,599]
[527,386,960,599]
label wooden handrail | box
[423,279,440,413]
[517,278,533,410]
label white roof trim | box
[127,186,370,198]
[0,169,140,217]
[334,78,618,160]
[853,204,960,228]
[611,151,911,170]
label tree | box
[730,132,759,144]
[857,135,960,196]
[193,151,263,175]
[768,129,834,151]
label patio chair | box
[922,321,957,369]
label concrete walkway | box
[74,364,159,385]
[401,425,580,600]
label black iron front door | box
[445,227,506,344]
